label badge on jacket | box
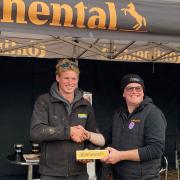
[129,122,135,129]
[78,113,87,118]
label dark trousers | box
[41,174,88,180]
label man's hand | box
[76,148,94,164]
[101,147,140,164]
[101,147,122,164]
[70,125,88,143]
[77,159,94,164]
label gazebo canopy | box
[0,0,180,63]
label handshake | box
[70,125,90,143]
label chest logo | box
[78,114,87,118]
[128,122,135,129]
[131,119,141,123]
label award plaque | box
[76,149,109,160]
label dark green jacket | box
[30,84,98,177]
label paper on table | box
[23,154,40,163]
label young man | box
[30,59,99,180]
[88,74,167,180]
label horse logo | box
[121,2,147,31]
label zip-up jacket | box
[103,96,167,180]
[30,83,98,177]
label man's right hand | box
[70,125,88,143]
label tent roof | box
[1,31,180,63]
[0,0,180,63]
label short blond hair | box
[56,59,80,75]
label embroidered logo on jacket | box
[131,119,141,123]
[128,119,141,129]
[78,114,87,118]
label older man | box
[87,74,167,180]
[100,74,167,180]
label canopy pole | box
[112,41,136,59]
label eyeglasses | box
[125,86,143,92]
[60,62,78,69]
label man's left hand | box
[101,147,122,164]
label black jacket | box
[103,96,167,180]
[30,84,98,177]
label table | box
[7,154,39,180]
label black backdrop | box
[0,57,180,178]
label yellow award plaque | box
[76,149,109,160]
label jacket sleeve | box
[101,119,113,147]
[30,95,70,142]
[84,104,100,149]
[138,107,167,161]
[102,109,121,146]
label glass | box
[14,144,23,156]
[125,86,143,92]
[32,143,40,154]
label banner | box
[0,0,180,38]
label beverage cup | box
[14,144,23,156]
[32,143,39,154]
